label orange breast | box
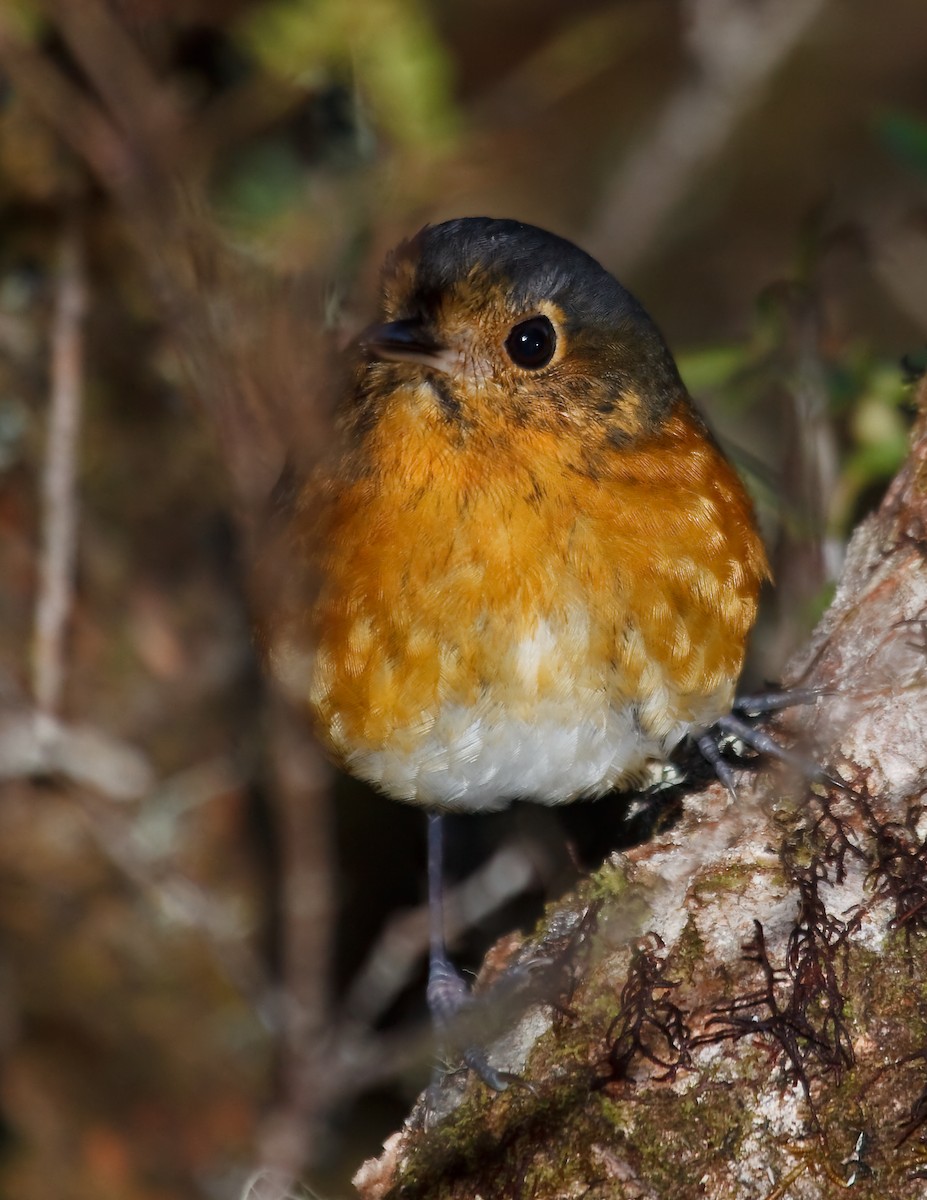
[271,386,769,808]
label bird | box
[267,216,774,1086]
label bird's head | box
[353,216,689,446]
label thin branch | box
[77,774,271,1010]
[32,220,86,726]
[255,696,336,1180]
[0,13,135,196]
[46,0,188,183]
[587,0,829,271]
[0,712,154,800]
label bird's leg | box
[424,812,517,1092]
[425,811,470,1022]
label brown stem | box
[32,218,86,723]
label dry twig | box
[32,220,86,728]
[587,0,829,271]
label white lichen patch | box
[484,1003,554,1078]
[727,1082,819,1199]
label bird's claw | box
[696,685,833,791]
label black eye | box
[504,316,556,369]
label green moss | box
[597,1092,638,1133]
[691,860,771,901]
[584,857,633,905]
[671,914,707,975]
[389,1068,614,1198]
[595,1076,752,1192]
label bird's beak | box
[359,319,458,374]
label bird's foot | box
[427,953,539,1092]
[426,953,473,1027]
[696,684,839,795]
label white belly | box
[344,697,694,812]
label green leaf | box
[676,345,747,395]
[876,109,927,180]
[238,0,457,150]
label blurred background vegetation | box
[0,0,926,1196]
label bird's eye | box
[504,316,556,370]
